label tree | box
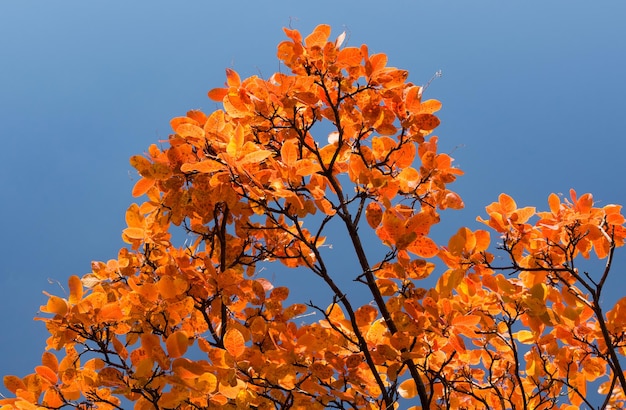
[2,24,626,410]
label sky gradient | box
[1,1,625,402]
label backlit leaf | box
[166,331,189,359]
[366,202,383,229]
[337,47,362,67]
[41,352,58,374]
[132,177,155,197]
[224,328,245,358]
[398,378,417,399]
[304,24,331,48]
[407,236,438,258]
[67,275,83,304]
[3,375,26,394]
[35,366,57,384]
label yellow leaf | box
[366,319,388,345]
[227,125,245,158]
[514,330,535,344]
[224,328,245,358]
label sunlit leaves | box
[6,23,626,410]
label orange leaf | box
[355,305,378,328]
[172,358,205,379]
[43,294,68,316]
[305,24,331,48]
[123,227,145,240]
[336,47,362,67]
[418,99,442,114]
[100,302,123,321]
[310,362,334,380]
[281,138,298,166]
[413,113,440,131]
[150,162,172,180]
[98,367,125,388]
[224,328,245,358]
[35,365,58,384]
[208,87,228,101]
[451,314,481,327]
[548,193,561,215]
[270,287,289,301]
[130,155,152,176]
[398,379,417,399]
[125,203,144,228]
[448,334,466,352]
[365,202,383,229]
[67,275,83,304]
[42,387,63,407]
[41,352,58,374]
[240,149,273,165]
[406,211,437,236]
[132,177,155,197]
[181,159,225,174]
[407,236,438,258]
[166,331,189,359]
[3,375,26,394]
[174,122,205,140]
[225,68,241,87]
[498,193,517,215]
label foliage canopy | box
[3,24,626,410]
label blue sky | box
[1,1,625,402]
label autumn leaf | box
[166,331,189,359]
[224,328,245,359]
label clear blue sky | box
[1,1,625,402]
